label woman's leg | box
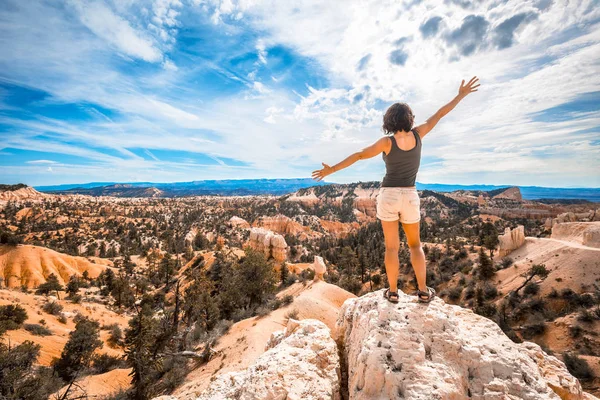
[381,219,400,293]
[401,222,427,291]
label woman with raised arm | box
[312,77,480,303]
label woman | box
[312,76,480,303]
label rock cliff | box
[498,225,525,256]
[335,290,596,400]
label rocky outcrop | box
[0,186,49,207]
[253,214,308,236]
[552,222,600,248]
[194,319,340,400]
[247,227,288,262]
[184,228,197,247]
[551,210,600,226]
[583,226,600,248]
[228,216,250,229]
[498,225,525,256]
[335,289,595,400]
[313,256,326,281]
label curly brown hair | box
[382,102,414,134]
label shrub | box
[577,309,596,323]
[371,273,382,286]
[42,301,63,316]
[281,294,294,305]
[255,306,271,318]
[563,353,594,380]
[577,293,595,308]
[24,323,52,336]
[447,286,463,302]
[474,303,497,319]
[285,308,299,321]
[0,230,22,245]
[569,325,584,338]
[69,294,82,304]
[548,288,559,298]
[524,282,540,296]
[464,285,476,300]
[300,268,315,281]
[521,323,546,339]
[92,353,125,374]
[483,283,498,300]
[285,273,299,286]
[0,304,28,330]
[107,324,123,348]
[500,257,513,269]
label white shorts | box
[376,187,421,223]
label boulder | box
[335,289,594,400]
[498,225,525,257]
[195,319,340,400]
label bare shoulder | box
[380,135,392,155]
[413,124,429,139]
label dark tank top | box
[381,128,422,187]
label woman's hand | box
[458,76,480,98]
[312,162,334,182]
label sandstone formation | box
[313,255,326,281]
[0,244,111,288]
[335,290,595,400]
[0,186,48,203]
[551,222,600,248]
[193,319,340,400]
[184,228,197,247]
[552,210,600,225]
[247,227,288,262]
[228,216,250,229]
[286,184,379,218]
[253,214,308,235]
[498,225,525,257]
[492,186,523,201]
[583,226,600,248]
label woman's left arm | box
[312,137,389,181]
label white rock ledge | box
[195,318,340,400]
[335,289,596,400]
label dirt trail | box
[533,237,600,252]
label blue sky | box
[0,0,599,187]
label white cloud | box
[26,160,58,164]
[69,0,163,62]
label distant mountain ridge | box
[36,178,331,197]
[24,179,600,201]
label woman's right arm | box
[311,137,389,182]
[414,76,480,139]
